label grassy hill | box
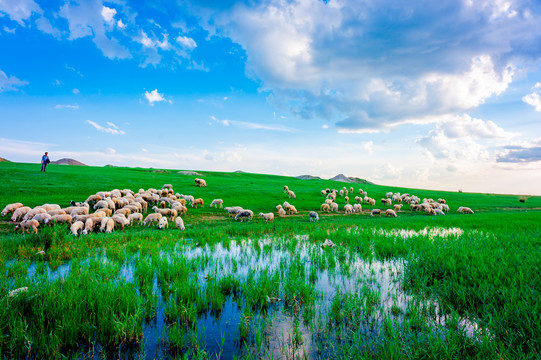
[0,161,539,359]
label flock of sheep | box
[1,178,474,235]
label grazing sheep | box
[344,204,354,214]
[441,204,450,212]
[277,208,286,217]
[152,206,177,220]
[143,213,163,226]
[94,200,109,210]
[210,199,224,208]
[386,192,393,198]
[321,190,326,196]
[381,198,392,206]
[438,198,446,204]
[15,219,39,234]
[191,198,204,208]
[353,203,363,213]
[112,214,130,229]
[1,202,23,217]
[283,201,290,209]
[128,213,143,225]
[284,185,289,193]
[23,207,47,221]
[194,178,207,187]
[385,209,397,217]
[276,204,283,211]
[394,204,403,212]
[50,214,73,225]
[287,190,296,199]
[367,198,376,206]
[162,183,173,190]
[100,217,115,233]
[47,209,66,216]
[95,208,112,216]
[320,203,331,212]
[309,211,319,222]
[70,207,89,217]
[355,196,363,204]
[359,189,364,195]
[425,207,436,216]
[258,212,274,221]
[32,213,52,225]
[70,221,84,236]
[175,216,185,230]
[350,187,354,194]
[158,217,168,230]
[344,196,349,204]
[457,207,474,214]
[330,202,339,212]
[370,209,382,217]
[434,208,445,216]
[225,206,243,217]
[339,189,344,197]
[235,209,254,222]
[324,198,333,205]
[173,204,188,216]
[285,204,298,215]
[83,217,102,234]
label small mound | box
[0,157,10,162]
[296,175,321,180]
[330,173,373,184]
[178,170,204,176]
[51,158,87,166]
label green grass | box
[0,161,540,359]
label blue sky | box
[1,0,540,195]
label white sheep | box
[112,214,130,229]
[175,216,185,230]
[101,218,115,233]
[287,190,296,199]
[143,213,163,226]
[50,214,73,225]
[191,198,204,208]
[258,212,274,221]
[277,208,286,217]
[381,198,392,206]
[457,207,474,214]
[385,191,393,198]
[41,203,61,212]
[330,202,339,212]
[309,211,319,222]
[47,209,66,216]
[1,202,23,217]
[23,207,46,221]
[128,213,143,225]
[434,208,445,216]
[394,204,403,212]
[350,187,354,194]
[210,199,224,208]
[70,221,85,236]
[15,219,39,234]
[283,185,289,193]
[285,204,297,215]
[158,217,168,230]
[94,200,109,210]
[320,203,331,212]
[353,203,363,213]
[32,213,52,225]
[225,206,243,217]
[283,201,290,209]
[385,209,397,217]
[344,196,349,204]
[344,204,353,214]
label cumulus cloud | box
[86,120,126,135]
[144,89,167,105]
[0,70,28,92]
[0,0,41,25]
[198,0,541,131]
[176,35,197,50]
[522,91,541,111]
[59,0,131,60]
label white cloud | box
[72,88,80,94]
[106,121,118,129]
[362,141,374,155]
[0,0,41,25]
[211,115,298,132]
[59,1,131,60]
[86,120,126,135]
[522,91,541,111]
[0,70,28,92]
[200,0,537,132]
[105,147,116,154]
[176,35,197,50]
[117,19,126,29]
[532,82,541,89]
[144,89,167,105]
[54,104,79,109]
[101,6,116,23]
[3,26,15,33]
[141,148,148,152]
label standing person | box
[41,152,50,172]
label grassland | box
[0,162,540,359]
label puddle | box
[375,227,464,239]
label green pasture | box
[0,162,540,359]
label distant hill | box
[296,175,322,180]
[0,157,9,162]
[51,158,87,166]
[330,173,373,184]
